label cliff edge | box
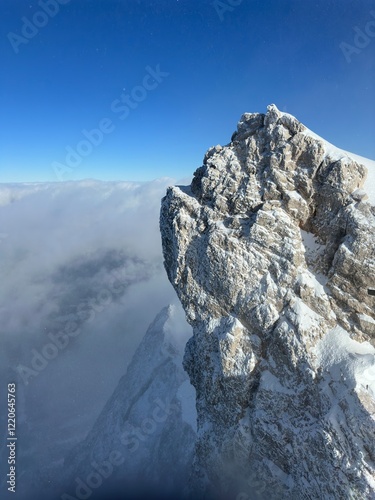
[160,104,375,499]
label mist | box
[0,178,191,498]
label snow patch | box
[358,313,375,325]
[260,370,295,395]
[297,269,327,298]
[315,326,375,397]
[300,229,328,285]
[290,297,322,332]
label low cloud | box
[0,177,190,497]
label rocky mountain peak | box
[160,104,375,498]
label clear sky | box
[1,0,374,183]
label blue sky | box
[1,0,374,183]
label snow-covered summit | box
[268,103,375,204]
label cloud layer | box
[0,178,190,497]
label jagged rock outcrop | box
[160,105,375,499]
[62,304,196,499]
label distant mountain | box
[161,104,375,499]
[0,178,190,499]
[62,304,196,499]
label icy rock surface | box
[63,304,196,497]
[160,105,375,499]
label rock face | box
[160,105,375,499]
[63,304,196,499]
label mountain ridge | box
[61,303,196,499]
